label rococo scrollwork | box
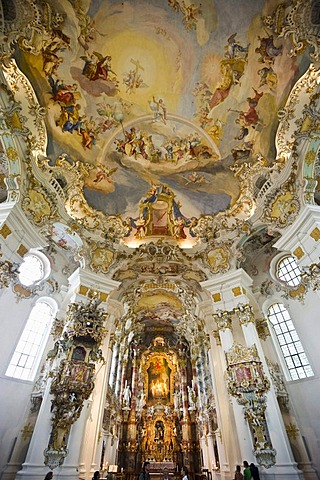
[44,299,108,469]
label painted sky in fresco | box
[16,0,309,219]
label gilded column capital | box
[211,329,221,346]
[234,303,255,326]
[212,310,232,332]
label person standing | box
[139,462,151,480]
[181,466,189,480]
[92,471,100,480]
[234,465,244,480]
[250,463,260,480]
[243,461,252,480]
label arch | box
[99,114,221,162]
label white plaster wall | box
[0,288,37,476]
[281,291,320,475]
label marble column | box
[237,304,308,480]
[215,311,254,463]
[15,378,55,480]
[200,300,231,478]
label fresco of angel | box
[123,59,148,94]
[149,96,167,124]
[81,51,117,82]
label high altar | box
[118,336,201,473]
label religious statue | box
[174,391,181,410]
[123,382,131,408]
[187,385,196,409]
[155,420,164,441]
[139,391,146,411]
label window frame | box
[265,300,314,382]
[5,297,58,382]
[269,253,302,288]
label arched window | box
[276,255,301,287]
[18,251,51,287]
[267,303,314,380]
[5,298,57,381]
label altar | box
[148,462,176,473]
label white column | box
[78,300,123,480]
[15,381,54,480]
[202,299,234,479]
[240,319,303,480]
[56,400,91,480]
[219,327,254,464]
[78,361,107,479]
[93,340,114,470]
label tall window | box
[276,256,301,287]
[267,303,314,380]
[5,299,56,381]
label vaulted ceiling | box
[1,0,319,339]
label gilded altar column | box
[179,357,189,419]
[130,345,139,411]
[125,345,140,471]
[179,355,193,468]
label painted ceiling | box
[5,0,314,229]
[1,0,320,336]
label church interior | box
[0,1,320,480]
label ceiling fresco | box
[1,0,320,302]
[8,0,311,230]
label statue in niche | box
[188,384,196,409]
[155,420,164,441]
[123,381,131,408]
